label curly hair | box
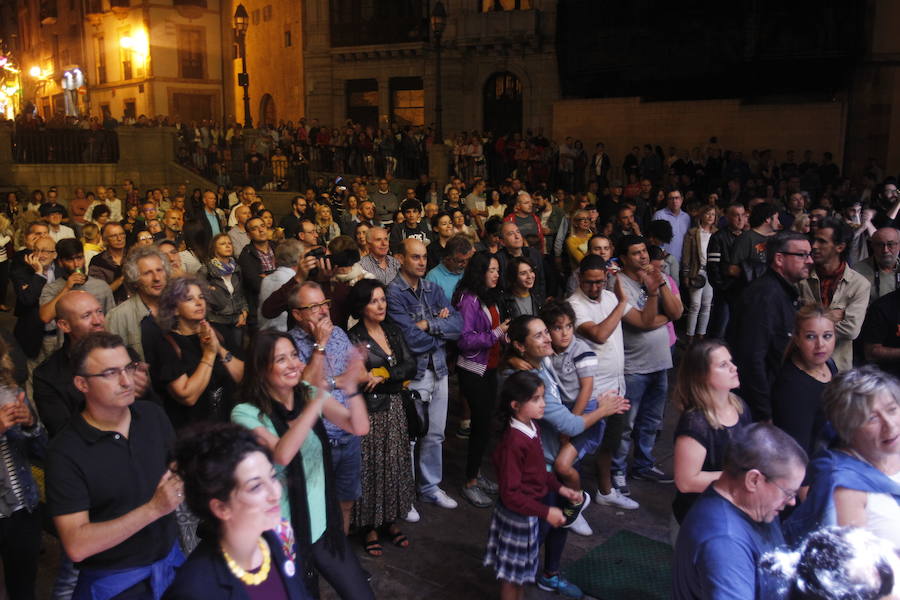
[173,422,273,537]
[122,245,171,293]
[156,274,204,332]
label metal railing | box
[11,130,120,164]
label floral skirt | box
[350,394,414,530]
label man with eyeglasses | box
[674,423,807,600]
[730,231,813,421]
[33,291,153,438]
[424,234,474,304]
[10,223,52,360]
[87,223,128,304]
[46,332,184,599]
[853,227,900,305]
[287,281,362,530]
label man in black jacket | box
[729,231,813,421]
[11,225,55,363]
[706,203,747,338]
[238,216,275,333]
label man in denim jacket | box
[387,239,462,516]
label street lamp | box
[431,1,447,143]
[233,4,252,128]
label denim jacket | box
[386,274,462,379]
[0,393,46,518]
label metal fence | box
[11,130,120,163]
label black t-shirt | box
[672,402,751,524]
[771,360,836,457]
[146,328,235,430]
[860,289,900,379]
[46,401,177,570]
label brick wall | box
[552,97,846,171]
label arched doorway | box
[483,72,522,136]
[259,94,276,127]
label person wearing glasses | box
[287,280,364,533]
[673,423,807,600]
[145,275,244,430]
[729,231,813,422]
[46,331,186,600]
[564,209,595,270]
[853,226,900,305]
[785,367,900,551]
[87,223,129,304]
[33,290,154,438]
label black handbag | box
[688,273,707,289]
[363,392,391,414]
[401,388,429,441]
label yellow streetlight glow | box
[29,66,41,78]
[120,36,133,49]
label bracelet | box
[200,359,214,367]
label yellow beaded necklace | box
[222,538,271,586]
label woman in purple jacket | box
[452,253,510,508]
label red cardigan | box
[492,422,561,519]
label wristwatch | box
[221,351,234,363]
[313,343,326,353]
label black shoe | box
[631,466,674,484]
[561,492,591,528]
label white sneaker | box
[404,505,421,522]
[595,488,640,510]
[420,488,458,509]
[569,513,593,536]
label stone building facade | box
[302,0,559,138]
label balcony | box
[453,9,541,50]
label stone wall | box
[552,97,847,175]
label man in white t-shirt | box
[567,253,637,509]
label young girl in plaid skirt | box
[484,371,583,599]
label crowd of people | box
[0,135,897,600]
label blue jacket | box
[163,531,312,600]
[0,393,45,518]
[386,274,462,379]
[783,448,900,545]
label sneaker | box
[594,488,640,510]
[562,491,591,528]
[536,573,584,599]
[461,485,493,508]
[476,474,499,495]
[632,466,674,484]
[404,505,420,523]
[612,472,631,496]
[455,420,471,439]
[420,488,458,509]
[569,513,593,536]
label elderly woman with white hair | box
[785,366,900,548]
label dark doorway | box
[346,79,379,129]
[483,72,522,136]
[259,94,276,127]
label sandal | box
[363,531,383,557]
[386,526,409,548]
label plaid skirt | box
[483,501,540,585]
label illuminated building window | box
[177,27,205,80]
[284,30,292,47]
[390,77,424,127]
[481,0,531,10]
[346,78,378,129]
[96,36,106,84]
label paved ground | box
[13,296,678,600]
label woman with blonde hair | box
[315,204,340,245]
[0,214,13,311]
[771,303,837,456]
[671,338,749,539]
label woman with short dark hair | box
[164,422,313,599]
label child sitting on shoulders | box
[484,371,584,600]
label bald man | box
[386,239,462,517]
[32,291,152,438]
[853,227,900,304]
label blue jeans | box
[409,369,449,497]
[612,370,668,476]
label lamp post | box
[430,1,447,144]
[233,4,252,129]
